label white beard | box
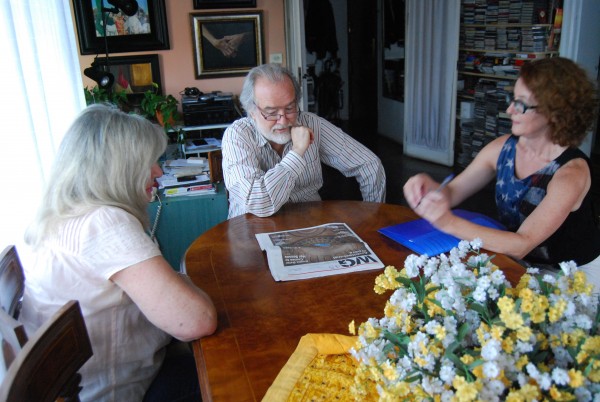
[261,124,292,145]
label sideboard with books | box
[148,183,228,270]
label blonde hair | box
[25,104,167,247]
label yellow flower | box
[572,271,593,295]
[549,385,575,401]
[516,326,532,342]
[515,355,529,370]
[505,383,540,401]
[518,288,535,313]
[460,355,475,365]
[361,321,379,339]
[451,376,479,402]
[348,320,355,335]
[374,266,402,294]
[568,368,585,388]
[548,299,567,323]
[501,336,514,354]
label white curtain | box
[403,0,460,166]
[0,0,84,254]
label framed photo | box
[72,0,170,55]
[93,54,162,95]
[191,11,264,79]
[193,0,256,9]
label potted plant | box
[84,86,128,108]
[140,82,181,132]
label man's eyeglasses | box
[254,102,300,121]
[505,95,538,114]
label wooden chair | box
[0,308,28,382]
[0,246,25,319]
[208,149,223,183]
[0,300,93,402]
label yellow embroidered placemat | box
[262,333,376,402]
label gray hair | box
[239,63,302,114]
[25,104,167,247]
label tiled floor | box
[321,122,599,223]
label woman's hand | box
[403,173,439,209]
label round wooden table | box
[184,201,524,402]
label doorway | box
[346,0,378,144]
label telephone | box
[183,87,201,96]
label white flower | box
[481,339,501,361]
[542,274,557,285]
[470,238,483,250]
[439,362,456,384]
[483,361,500,378]
[551,367,570,386]
[559,260,578,276]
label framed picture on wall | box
[72,0,170,55]
[193,0,256,9]
[92,54,162,95]
[191,11,264,79]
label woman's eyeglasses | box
[505,95,538,114]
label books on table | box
[378,209,506,256]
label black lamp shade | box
[84,66,114,89]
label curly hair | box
[518,57,598,147]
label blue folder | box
[378,209,506,256]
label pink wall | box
[74,1,286,98]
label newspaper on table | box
[255,223,384,281]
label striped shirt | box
[222,112,386,218]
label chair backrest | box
[0,308,28,382]
[208,149,224,183]
[0,246,25,319]
[0,300,93,402]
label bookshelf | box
[455,0,562,168]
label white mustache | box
[272,124,293,131]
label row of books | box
[462,0,550,25]
[461,25,549,52]
[457,79,512,167]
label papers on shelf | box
[378,209,506,256]
[164,183,216,197]
[156,173,210,189]
[255,223,384,282]
[185,137,221,152]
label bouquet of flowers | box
[349,239,600,401]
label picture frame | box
[72,0,170,55]
[191,11,264,79]
[93,54,162,95]
[193,0,256,9]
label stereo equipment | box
[181,91,239,126]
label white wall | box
[560,0,600,156]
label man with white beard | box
[221,63,386,218]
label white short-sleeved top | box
[20,206,171,402]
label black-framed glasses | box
[505,95,538,114]
[254,102,300,121]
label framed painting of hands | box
[190,11,264,79]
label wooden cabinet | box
[455,0,562,167]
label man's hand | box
[290,125,313,156]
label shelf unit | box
[455,0,561,168]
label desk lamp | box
[83,0,139,90]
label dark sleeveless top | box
[495,135,600,266]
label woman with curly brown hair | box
[404,57,600,289]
